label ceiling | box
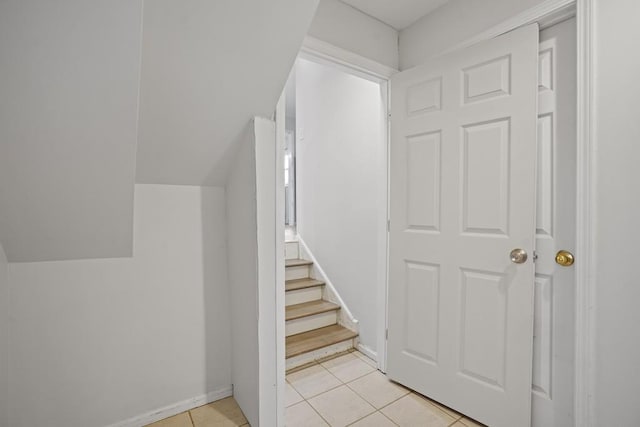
[339,0,450,30]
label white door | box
[532,18,577,427]
[387,24,539,427]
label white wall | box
[0,243,8,427]
[308,0,399,69]
[296,59,384,352]
[136,0,319,186]
[226,125,260,426]
[0,0,143,262]
[399,0,547,69]
[7,185,231,427]
[592,0,640,425]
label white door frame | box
[297,37,396,371]
[287,1,595,424]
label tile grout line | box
[342,371,409,416]
[187,409,196,427]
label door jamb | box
[298,37,396,372]
[296,1,595,422]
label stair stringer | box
[296,236,359,334]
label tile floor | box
[286,350,486,427]
[145,396,248,427]
[146,350,486,427]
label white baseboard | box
[106,386,233,427]
[356,343,378,364]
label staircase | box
[285,240,358,370]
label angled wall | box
[0,0,143,262]
[136,0,319,186]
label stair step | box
[286,258,313,267]
[286,324,358,359]
[286,278,325,292]
[286,300,340,321]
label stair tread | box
[286,324,358,358]
[286,278,325,292]
[286,258,313,267]
[286,300,340,321]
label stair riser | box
[286,339,357,370]
[285,241,299,260]
[285,287,323,307]
[285,265,309,281]
[286,311,337,337]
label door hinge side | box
[387,219,390,232]
[386,329,389,340]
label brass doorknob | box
[555,250,574,267]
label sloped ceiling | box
[0,0,319,261]
[136,0,320,185]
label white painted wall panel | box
[593,0,640,425]
[225,125,260,426]
[399,0,547,69]
[7,185,231,427]
[296,59,384,352]
[308,0,399,69]
[0,0,143,262]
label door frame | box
[276,0,595,424]
[297,37,396,371]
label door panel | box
[387,24,539,427]
[531,18,577,427]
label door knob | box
[555,250,574,267]
[510,248,528,264]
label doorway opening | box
[281,55,389,373]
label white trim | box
[356,343,378,362]
[300,36,398,82]
[274,92,287,427]
[296,41,392,374]
[376,79,390,373]
[574,1,595,425]
[297,236,359,332]
[254,116,279,426]
[106,387,232,427]
[442,0,576,55]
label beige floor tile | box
[381,394,456,427]
[352,351,378,368]
[426,398,463,420]
[190,397,248,427]
[347,371,409,409]
[285,381,304,407]
[145,412,193,427]
[287,363,342,399]
[285,401,329,427]
[348,411,397,426]
[308,385,375,427]
[320,352,375,383]
[459,417,486,427]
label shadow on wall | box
[201,184,233,401]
